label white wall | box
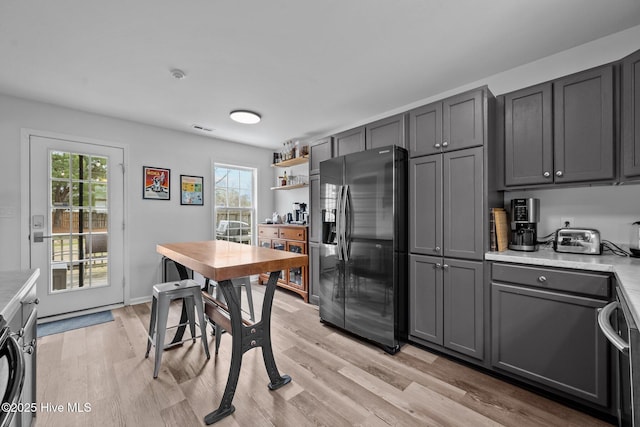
[0,94,274,301]
[273,162,310,222]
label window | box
[214,164,255,245]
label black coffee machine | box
[509,198,540,251]
[292,202,308,224]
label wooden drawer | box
[492,262,610,299]
[279,227,306,241]
[258,226,279,238]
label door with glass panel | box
[29,135,125,318]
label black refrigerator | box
[319,145,407,354]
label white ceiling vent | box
[192,124,213,132]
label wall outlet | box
[561,217,574,228]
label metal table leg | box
[204,270,291,425]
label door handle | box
[597,302,629,354]
[32,231,54,243]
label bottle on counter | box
[282,171,287,186]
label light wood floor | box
[35,284,614,427]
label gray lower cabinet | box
[308,242,319,305]
[365,113,407,150]
[623,48,640,179]
[409,147,484,260]
[409,254,484,360]
[491,263,611,408]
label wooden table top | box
[157,240,308,281]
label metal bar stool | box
[145,279,210,378]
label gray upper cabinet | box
[443,89,485,152]
[409,88,485,157]
[504,83,553,186]
[409,155,442,256]
[309,137,333,176]
[409,101,442,157]
[333,126,365,157]
[623,49,640,179]
[554,65,614,183]
[502,65,615,188]
[366,113,407,150]
[409,146,484,260]
[443,147,484,260]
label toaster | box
[553,228,602,255]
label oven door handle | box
[597,301,629,354]
[0,329,26,427]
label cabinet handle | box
[434,143,441,149]
[442,141,448,147]
[442,264,449,270]
[543,171,550,178]
[434,263,442,269]
[538,275,546,283]
[555,170,563,177]
[435,246,441,252]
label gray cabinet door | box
[443,147,484,260]
[409,102,443,157]
[308,242,319,305]
[623,49,640,178]
[366,113,406,150]
[309,137,332,175]
[334,126,365,157]
[409,155,442,256]
[443,88,484,152]
[309,174,320,243]
[504,83,553,186]
[443,258,483,360]
[409,254,443,345]
[554,65,614,183]
[491,282,608,406]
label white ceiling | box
[2,1,640,150]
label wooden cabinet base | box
[258,273,309,303]
[258,224,309,303]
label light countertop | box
[0,269,40,327]
[486,248,640,327]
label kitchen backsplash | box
[505,184,640,245]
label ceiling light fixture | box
[229,110,261,124]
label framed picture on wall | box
[143,166,170,200]
[180,175,204,206]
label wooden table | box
[156,240,307,425]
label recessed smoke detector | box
[170,69,186,80]
[192,124,213,132]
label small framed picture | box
[143,166,170,200]
[180,175,204,206]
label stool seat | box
[145,279,210,378]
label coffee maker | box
[292,202,308,224]
[508,198,540,251]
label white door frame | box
[20,128,131,309]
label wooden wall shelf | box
[271,155,309,168]
[270,183,308,191]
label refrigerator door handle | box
[335,185,344,261]
[343,185,352,262]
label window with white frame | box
[214,164,255,245]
